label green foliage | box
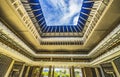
[75,71,81,77]
[42,71,49,76]
[54,71,70,77]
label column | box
[52,67,54,77]
[81,68,85,77]
[25,66,30,77]
[99,66,105,77]
[111,61,120,77]
[71,66,75,77]
[36,67,40,77]
[82,68,86,77]
[4,60,15,77]
[39,67,43,77]
[95,68,100,77]
[84,67,93,77]
[69,67,72,77]
[19,64,25,77]
[48,66,52,77]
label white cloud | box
[40,0,83,26]
[73,15,79,25]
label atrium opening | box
[0,0,120,77]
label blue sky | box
[39,0,83,26]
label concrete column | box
[111,61,120,77]
[81,68,85,77]
[71,66,75,77]
[84,67,93,77]
[48,66,52,77]
[95,68,100,77]
[4,60,15,77]
[81,68,86,77]
[99,66,105,77]
[19,64,25,77]
[52,67,54,77]
[69,67,72,77]
[25,66,30,77]
[39,67,43,77]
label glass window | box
[54,68,70,77]
[42,68,49,77]
[74,68,82,77]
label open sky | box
[39,0,83,26]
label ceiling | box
[0,0,120,64]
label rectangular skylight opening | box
[39,0,83,26]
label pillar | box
[81,68,85,77]
[19,64,25,77]
[111,61,120,77]
[48,66,52,77]
[4,60,15,77]
[25,66,30,77]
[70,66,75,77]
[99,66,105,77]
[83,67,93,77]
[39,67,43,77]
[52,67,54,77]
[69,67,72,77]
[95,68,100,77]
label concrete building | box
[0,0,120,77]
